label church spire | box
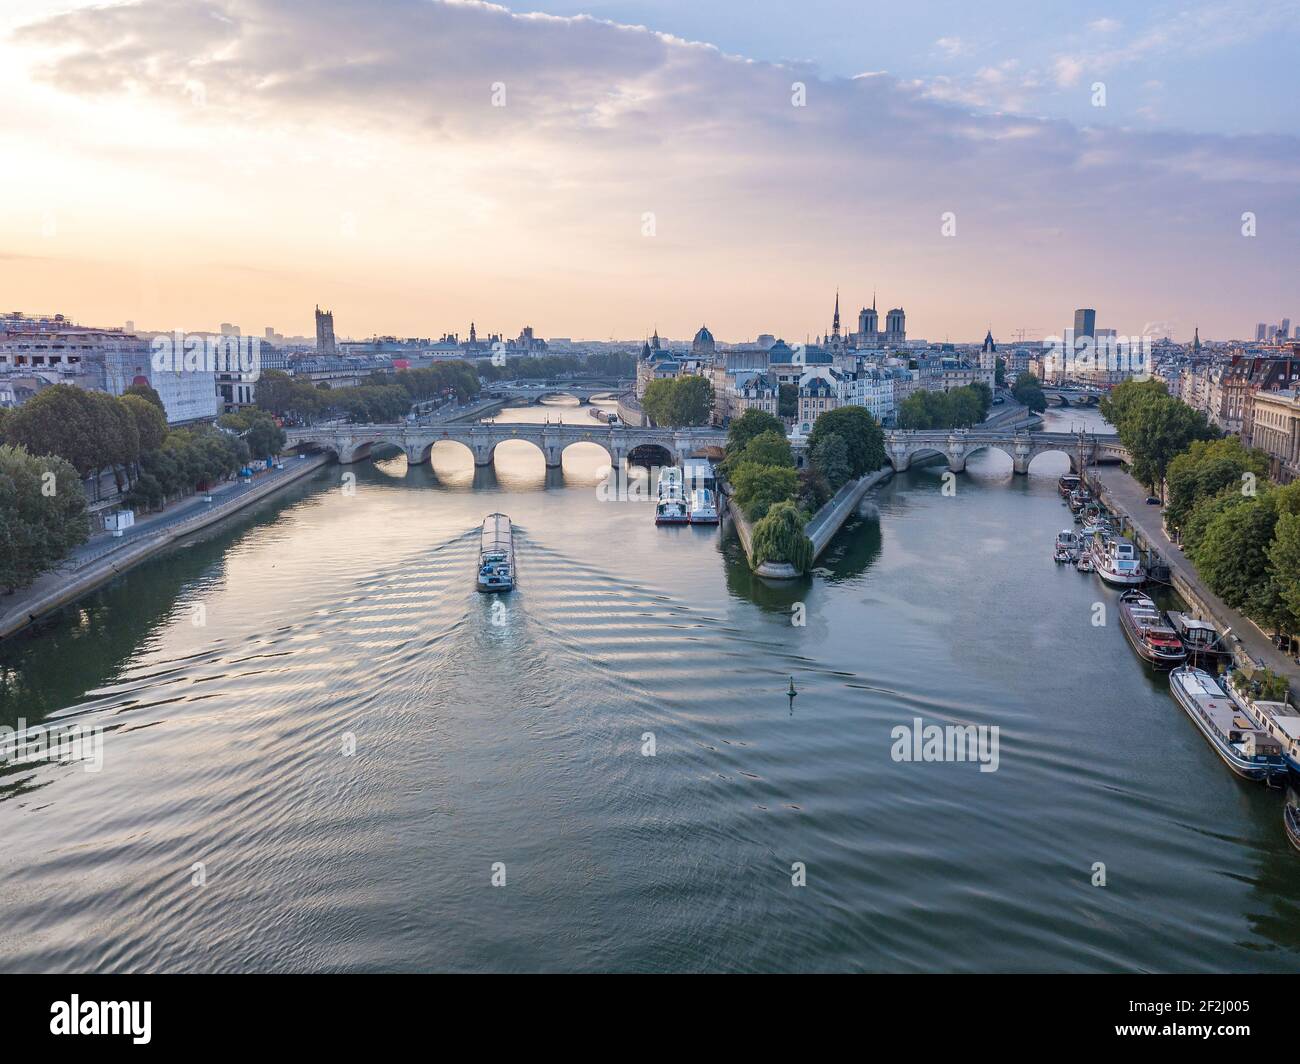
[832,289,841,338]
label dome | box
[691,324,716,356]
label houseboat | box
[1075,552,1094,573]
[1091,534,1145,586]
[1058,474,1082,498]
[1285,802,1300,853]
[1226,682,1300,775]
[688,488,719,524]
[477,513,515,592]
[1167,612,1233,671]
[1118,590,1187,669]
[1169,666,1288,781]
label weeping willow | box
[751,500,813,573]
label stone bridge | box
[884,429,1127,474]
[284,422,727,468]
[1041,387,1104,407]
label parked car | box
[1144,496,1161,505]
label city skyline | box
[2,1,1298,342]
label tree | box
[778,383,798,418]
[726,408,786,456]
[810,432,851,489]
[1188,492,1279,617]
[807,406,885,478]
[642,375,713,427]
[797,465,832,512]
[1164,436,1270,533]
[1269,511,1300,635]
[0,444,89,593]
[897,390,945,430]
[219,410,285,459]
[737,429,794,469]
[751,500,813,573]
[1099,377,1168,431]
[1118,392,1215,492]
[3,384,98,477]
[729,461,799,521]
[121,394,168,454]
[1012,371,1046,413]
[124,382,166,413]
[994,357,1006,388]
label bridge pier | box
[1012,439,1033,475]
[473,442,494,467]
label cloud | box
[934,36,970,58]
[6,0,1300,338]
[1088,17,1121,33]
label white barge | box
[477,513,515,592]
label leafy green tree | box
[726,408,786,457]
[807,406,885,478]
[1269,511,1300,635]
[120,394,168,454]
[778,383,798,418]
[642,375,713,427]
[124,382,166,413]
[1012,371,1046,413]
[1164,436,1271,533]
[797,465,832,512]
[897,390,945,430]
[1098,377,1168,431]
[737,429,794,469]
[730,461,799,521]
[0,444,89,593]
[810,432,851,489]
[219,410,285,459]
[751,500,813,573]
[4,384,98,477]
[1118,392,1215,492]
[994,357,1006,388]
[1188,492,1280,617]
[948,387,984,427]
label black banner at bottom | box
[0,974,1291,1051]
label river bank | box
[0,453,331,640]
[1089,463,1300,695]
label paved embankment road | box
[1091,464,1300,690]
[0,454,330,639]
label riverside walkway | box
[0,455,329,639]
[1090,465,1300,692]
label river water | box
[2,399,1297,973]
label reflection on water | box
[3,399,1300,973]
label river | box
[1,398,1297,972]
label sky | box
[0,0,1297,344]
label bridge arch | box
[561,438,616,466]
[1026,447,1078,475]
[343,436,410,465]
[626,441,677,469]
[416,437,477,467]
[956,442,1016,474]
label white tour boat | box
[688,488,719,524]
